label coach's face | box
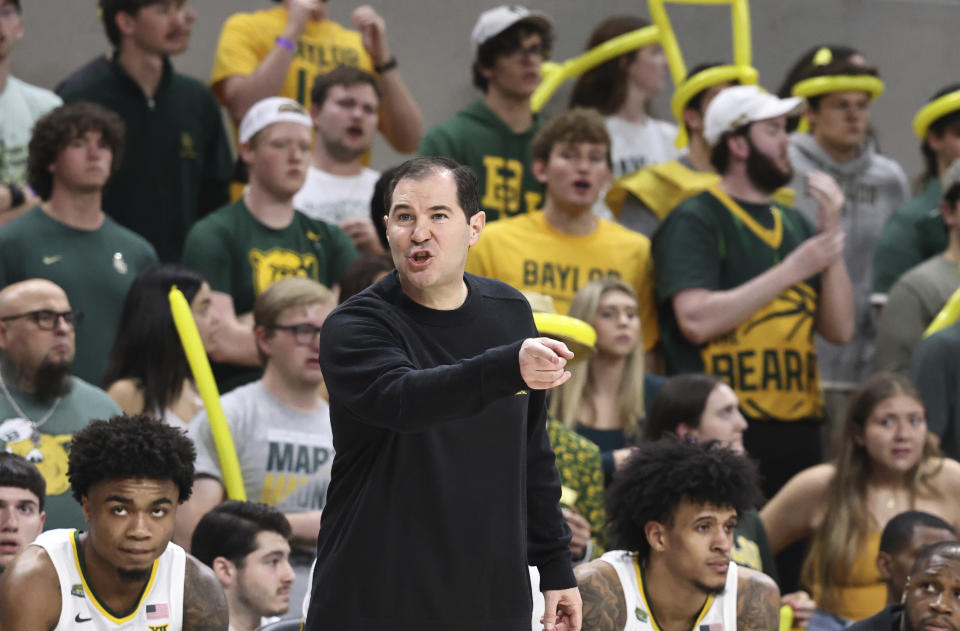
[385,170,485,308]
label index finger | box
[539,337,574,360]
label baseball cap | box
[238,97,312,144]
[471,5,552,50]
[703,85,804,147]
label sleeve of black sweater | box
[319,304,527,433]
[526,387,577,591]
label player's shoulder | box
[0,544,62,622]
[183,554,229,630]
[735,566,780,626]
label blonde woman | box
[550,278,646,482]
[761,373,960,631]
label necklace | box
[0,367,62,430]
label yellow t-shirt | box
[466,211,659,351]
[210,7,374,110]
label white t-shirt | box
[292,166,380,225]
[605,115,680,178]
[0,76,62,185]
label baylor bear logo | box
[0,418,72,495]
[249,248,319,295]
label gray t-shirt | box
[189,380,334,513]
[874,254,960,376]
[0,376,121,530]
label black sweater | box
[306,272,574,631]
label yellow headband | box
[913,90,960,140]
[671,64,759,148]
[791,75,885,100]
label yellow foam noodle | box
[671,65,758,147]
[924,281,960,338]
[779,605,794,631]
[913,89,960,140]
[531,26,660,112]
[791,75,885,100]
[168,286,246,501]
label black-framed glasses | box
[270,323,322,345]
[0,309,83,330]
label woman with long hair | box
[761,373,960,631]
[569,15,677,179]
[550,278,645,481]
[103,264,218,427]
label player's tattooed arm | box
[183,555,229,631]
[574,560,627,631]
[737,568,781,631]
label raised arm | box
[737,567,781,631]
[183,556,229,631]
[319,301,571,432]
[574,560,626,631]
[807,172,853,345]
[0,546,62,631]
[351,6,423,152]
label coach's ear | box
[645,520,668,553]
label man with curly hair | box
[573,439,780,631]
[0,414,229,630]
[0,102,157,385]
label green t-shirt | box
[0,207,158,385]
[418,99,544,221]
[59,58,233,262]
[733,508,778,582]
[872,179,947,297]
[181,199,358,391]
[653,187,823,422]
[0,377,121,531]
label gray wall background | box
[11,0,959,179]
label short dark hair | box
[0,453,46,512]
[310,65,381,110]
[606,438,762,560]
[370,165,399,250]
[338,254,394,303]
[643,373,724,441]
[191,500,292,569]
[386,156,481,219]
[27,102,125,200]
[530,107,612,169]
[880,511,956,555]
[568,16,651,114]
[99,0,165,48]
[3,0,20,14]
[777,44,862,99]
[472,19,553,92]
[921,83,960,186]
[909,541,960,577]
[797,58,879,111]
[68,414,196,504]
[709,123,751,175]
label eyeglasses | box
[270,323,322,345]
[506,43,548,61]
[0,309,83,330]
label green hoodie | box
[418,99,544,221]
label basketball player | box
[0,414,228,630]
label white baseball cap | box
[703,85,804,146]
[238,97,313,144]
[471,5,552,50]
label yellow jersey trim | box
[710,186,783,249]
[633,556,715,631]
[70,530,160,624]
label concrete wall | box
[12,0,958,178]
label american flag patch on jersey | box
[146,603,169,620]
[700,623,723,631]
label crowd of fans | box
[2,0,960,629]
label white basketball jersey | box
[32,528,185,631]
[600,550,738,631]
